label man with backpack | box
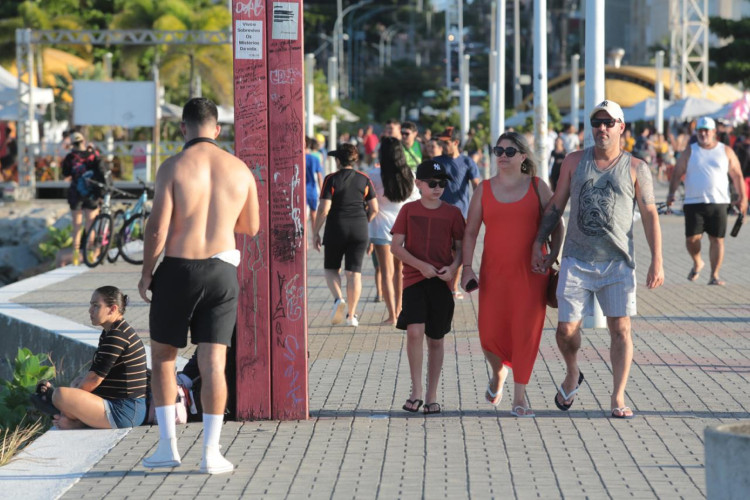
[62,132,106,265]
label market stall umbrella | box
[622,97,672,123]
[709,93,750,124]
[662,97,722,121]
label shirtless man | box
[138,98,259,474]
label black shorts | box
[149,257,239,348]
[323,219,369,272]
[684,203,729,238]
[396,277,454,340]
[67,188,98,211]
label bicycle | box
[117,179,152,265]
[80,180,135,267]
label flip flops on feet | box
[486,383,503,407]
[554,370,584,411]
[402,399,423,413]
[611,407,635,419]
[30,379,59,416]
[687,267,701,281]
[511,406,535,418]
[423,402,441,415]
[708,277,726,286]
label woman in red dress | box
[461,132,564,417]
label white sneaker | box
[331,298,346,325]
[142,438,181,468]
[200,445,234,474]
[345,314,359,327]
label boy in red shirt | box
[391,160,465,414]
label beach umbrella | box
[505,110,533,127]
[662,97,722,120]
[622,97,672,123]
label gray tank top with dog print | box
[562,147,636,268]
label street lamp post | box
[333,0,373,99]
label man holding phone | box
[667,116,747,286]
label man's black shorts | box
[149,257,239,348]
[67,189,98,211]
[396,277,454,340]
[684,203,729,238]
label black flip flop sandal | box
[423,402,441,415]
[402,399,423,413]
[554,370,584,411]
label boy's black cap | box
[416,160,452,181]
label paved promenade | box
[8,194,750,499]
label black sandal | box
[423,402,441,415]
[30,380,59,416]
[402,399,423,413]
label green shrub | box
[38,225,73,261]
[0,348,56,430]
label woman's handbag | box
[531,178,559,308]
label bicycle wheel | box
[107,209,125,263]
[118,211,150,265]
[82,214,113,268]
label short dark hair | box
[401,121,418,133]
[94,286,129,315]
[182,97,218,127]
[332,143,359,167]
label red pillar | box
[266,0,308,420]
[233,0,271,420]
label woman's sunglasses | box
[590,118,619,128]
[425,179,448,188]
[493,146,518,157]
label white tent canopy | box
[662,97,722,121]
[622,97,673,123]
[0,65,55,106]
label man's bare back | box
[159,142,259,259]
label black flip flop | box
[402,399,423,413]
[554,370,584,411]
[30,393,60,416]
[423,402,441,415]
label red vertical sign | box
[233,0,271,420]
[266,0,308,420]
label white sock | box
[202,413,224,448]
[156,405,176,440]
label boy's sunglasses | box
[590,118,620,129]
[425,179,448,188]
[492,146,519,157]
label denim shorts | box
[557,257,637,322]
[103,397,147,428]
[369,237,391,246]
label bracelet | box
[463,264,472,268]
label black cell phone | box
[731,213,744,237]
[465,279,478,292]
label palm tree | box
[111,0,233,105]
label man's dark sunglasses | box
[492,146,518,157]
[426,179,448,188]
[590,118,620,129]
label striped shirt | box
[90,319,147,399]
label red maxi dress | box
[478,178,549,385]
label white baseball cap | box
[589,100,625,123]
[696,116,716,130]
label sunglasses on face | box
[590,118,620,129]
[492,146,518,157]
[425,179,448,188]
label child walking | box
[391,160,465,414]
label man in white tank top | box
[667,116,747,285]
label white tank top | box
[684,143,730,205]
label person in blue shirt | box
[306,136,325,236]
[433,126,482,299]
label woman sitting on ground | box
[37,286,147,429]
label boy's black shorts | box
[149,257,239,348]
[396,277,454,340]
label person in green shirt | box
[401,121,423,171]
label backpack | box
[72,150,108,199]
[143,369,194,425]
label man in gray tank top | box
[666,116,746,286]
[532,100,664,419]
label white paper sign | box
[272,2,298,40]
[235,20,263,60]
